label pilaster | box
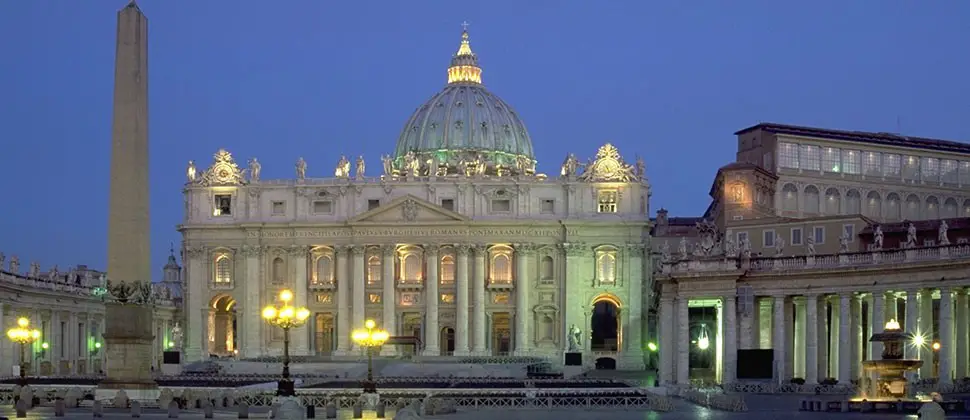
[623,244,646,369]
[289,246,310,355]
[513,244,532,356]
[870,292,886,359]
[241,245,262,358]
[184,247,206,362]
[794,298,805,379]
[658,298,674,385]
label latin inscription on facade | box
[247,227,571,239]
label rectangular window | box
[960,161,970,185]
[923,239,935,247]
[800,145,820,171]
[440,199,455,211]
[921,157,939,182]
[597,190,618,213]
[902,155,920,181]
[941,159,959,183]
[736,232,749,244]
[863,152,882,176]
[440,293,455,304]
[312,200,333,215]
[540,199,555,214]
[790,228,803,245]
[821,147,841,173]
[778,142,799,169]
[367,199,381,211]
[843,224,855,242]
[813,226,825,244]
[368,293,381,304]
[491,199,511,213]
[763,230,775,248]
[213,194,232,216]
[883,154,901,177]
[271,201,285,215]
[842,150,861,175]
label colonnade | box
[0,303,105,376]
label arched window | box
[440,255,455,285]
[403,254,421,281]
[886,193,901,220]
[315,255,333,284]
[905,194,921,220]
[214,255,232,284]
[367,256,381,286]
[803,186,820,214]
[540,256,554,282]
[925,196,940,220]
[943,198,959,219]
[865,191,882,219]
[490,253,511,284]
[271,257,284,285]
[824,188,841,215]
[845,190,861,214]
[596,251,616,284]
[781,184,798,213]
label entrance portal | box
[208,295,237,357]
[314,313,335,355]
[440,327,455,355]
[591,300,620,352]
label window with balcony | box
[597,190,618,213]
[314,254,334,285]
[440,255,455,285]
[489,252,512,285]
[539,255,554,285]
[366,256,381,286]
[400,253,423,282]
[214,254,233,285]
[595,250,616,285]
[778,142,799,169]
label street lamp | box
[261,289,311,397]
[6,317,41,386]
[352,319,389,393]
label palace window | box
[941,159,959,183]
[790,228,803,245]
[489,252,512,285]
[595,249,616,285]
[214,254,233,284]
[367,199,381,211]
[214,195,232,216]
[921,157,940,182]
[367,256,381,286]
[440,199,455,211]
[539,256,554,284]
[821,147,841,173]
[540,199,555,214]
[961,162,970,185]
[883,154,901,177]
[597,190,618,213]
[314,254,334,285]
[778,142,799,169]
[763,230,776,248]
[863,152,882,176]
[902,156,920,181]
[271,201,285,215]
[842,224,855,242]
[440,255,455,285]
[842,150,861,175]
[271,257,285,285]
[368,293,381,304]
[799,145,820,171]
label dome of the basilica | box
[391,28,535,177]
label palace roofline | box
[735,122,970,155]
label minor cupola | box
[447,23,482,85]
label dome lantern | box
[447,23,482,85]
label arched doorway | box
[209,295,237,357]
[440,327,455,355]
[590,295,621,352]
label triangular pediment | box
[349,194,470,224]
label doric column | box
[903,289,919,381]
[885,292,898,323]
[739,294,755,350]
[184,247,206,361]
[380,246,397,356]
[471,245,487,355]
[722,294,737,384]
[513,244,532,355]
[454,245,471,356]
[870,292,886,359]
[838,294,851,382]
[422,245,440,356]
[351,245,366,351]
[956,289,968,379]
[772,295,787,383]
[794,299,806,379]
[804,294,819,384]
[919,289,933,379]
[676,297,690,385]
[241,245,263,358]
[939,287,954,384]
[334,246,351,354]
[658,297,675,385]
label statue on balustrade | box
[29,262,39,277]
[678,237,688,260]
[724,237,737,258]
[806,235,816,256]
[567,324,583,352]
[335,155,351,178]
[171,322,184,351]
[740,238,751,259]
[0,253,4,271]
[381,154,394,177]
[660,241,671,262]
[248,158,261,182]
[838,234,849,254]
[186,160,197,183]
[355,156,366,179]
[9,255,19,274]
[905,223,918,248]
[774,236,785,257]
[561,153,580,177]
[296,157,307,180]
[939,220,950,246]
[874,225,884,250]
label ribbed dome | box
[391,27,535,177]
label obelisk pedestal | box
[96,0,158,404]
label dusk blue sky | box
[1,1,968,279]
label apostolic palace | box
[4,19,970,388]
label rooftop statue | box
[939,220,950,246]
[296,157,307,180]
[355,156,366,179]
[248,158,261,182]
[380,154,393,177]
[335,155,351,178]
[186,160,197,183]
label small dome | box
[392,27,535,176]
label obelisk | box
[98,0,157,401]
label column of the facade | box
[676,297,690,385]
[51,311,62,372]
[184,247,206,362]
[350,246,366,351]
[851,296,863,380]
[739,296,755,350]
[759,299,773,349]
[0,303,6,375]
[69,312,79,374]
[625,244,645,368]
[380,246,397,356]
[454,245,471,356]
[721,294,737,384]
[804,294,819,384]
[471,246,487,355]
[422,245,440,356]
[838,294,851,382]
[291,246,309,355]
[919,289,934,379]
[939,287,954,384]
[513,244,531,355]
[658,297,675,385]
[870,292,886,358]
[903,289,919,381]
[334,246,351,354]
[955,289,968,380]
[772,295,787,383]
[828,297,839,379]
[242,246,262,358]
[794,299,806,379]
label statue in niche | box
[806,235,816,256]
[939,220,950,246]
[171,322,184,351]
[186,160,197,183]
[9,255,19,273]
[380,154,394,176]
[724,236,737,258]
[740,238,751,259]
[732,184,744,202]
[905,223,918,248]
[335,155,351,178]
[428,155,439,178]
[248,158,261,182]
[838,234,850,254]
[567,324,583,352]
[774,236,785,257]
[678,237,688,259]
[660,241,671,262]
[295,157,307,180]
[873,225,884,250]
[561,153,579,177]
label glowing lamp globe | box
[279,289,294,303]
[296,308,310,322]
[885,319,901,331]
[365,319,376,329]
[17,317,29,328]
[261,306,278,320]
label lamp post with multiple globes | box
[352,319,389,393]
[6,317,41,386]
[261,289,311,397]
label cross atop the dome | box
[462,21,470,31]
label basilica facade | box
[179,29,652,369]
